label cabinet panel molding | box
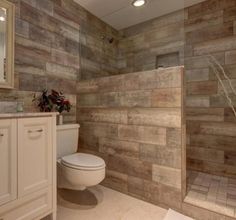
[18,117,52,197]
[0,119,17,206]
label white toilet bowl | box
[56,124,106,191]
[57,153,106,191]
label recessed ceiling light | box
[0,16,5,22]
[132,0,146,7]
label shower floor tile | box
[184,171,236,218]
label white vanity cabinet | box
[0,113,57,220]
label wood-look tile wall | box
[117,10,185,73]
[77,67,185,210]
[118,0,236,178]
[185,0,236,177]
[185,0,236,178]
[0,0,118,122]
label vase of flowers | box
[33,90,71,125]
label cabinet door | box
[0,119,17,206]
[18,117,52,197]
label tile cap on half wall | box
[164,209,194,220]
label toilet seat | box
[61,153,106,171]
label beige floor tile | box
[57,185,167,220]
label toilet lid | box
[61,153,106,170]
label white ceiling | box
[74,0,206,30]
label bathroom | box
[0,0,236,219]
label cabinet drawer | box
[18,117,52,197]
[1,188,52,220]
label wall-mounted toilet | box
[57,124,106,191]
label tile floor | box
[57,185,167,220]
[185,171,236,218]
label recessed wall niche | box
[156,52,180,69]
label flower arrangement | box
[33,90,71,113]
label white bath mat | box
[163,209,194,220]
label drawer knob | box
[0,134,3,137]
[28,129,43,133]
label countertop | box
[0,112,59,118]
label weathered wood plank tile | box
[140,143,181,168]
[118,124,167,145]
[187,81,218,95]
[78,108,128,124]
[151,88,181,107]
[108,155,152,180]
[128,108,181,128]
[152,164,181,189]
[186,107,224,122]
[99,138,139,158]
[102,170,128,192]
